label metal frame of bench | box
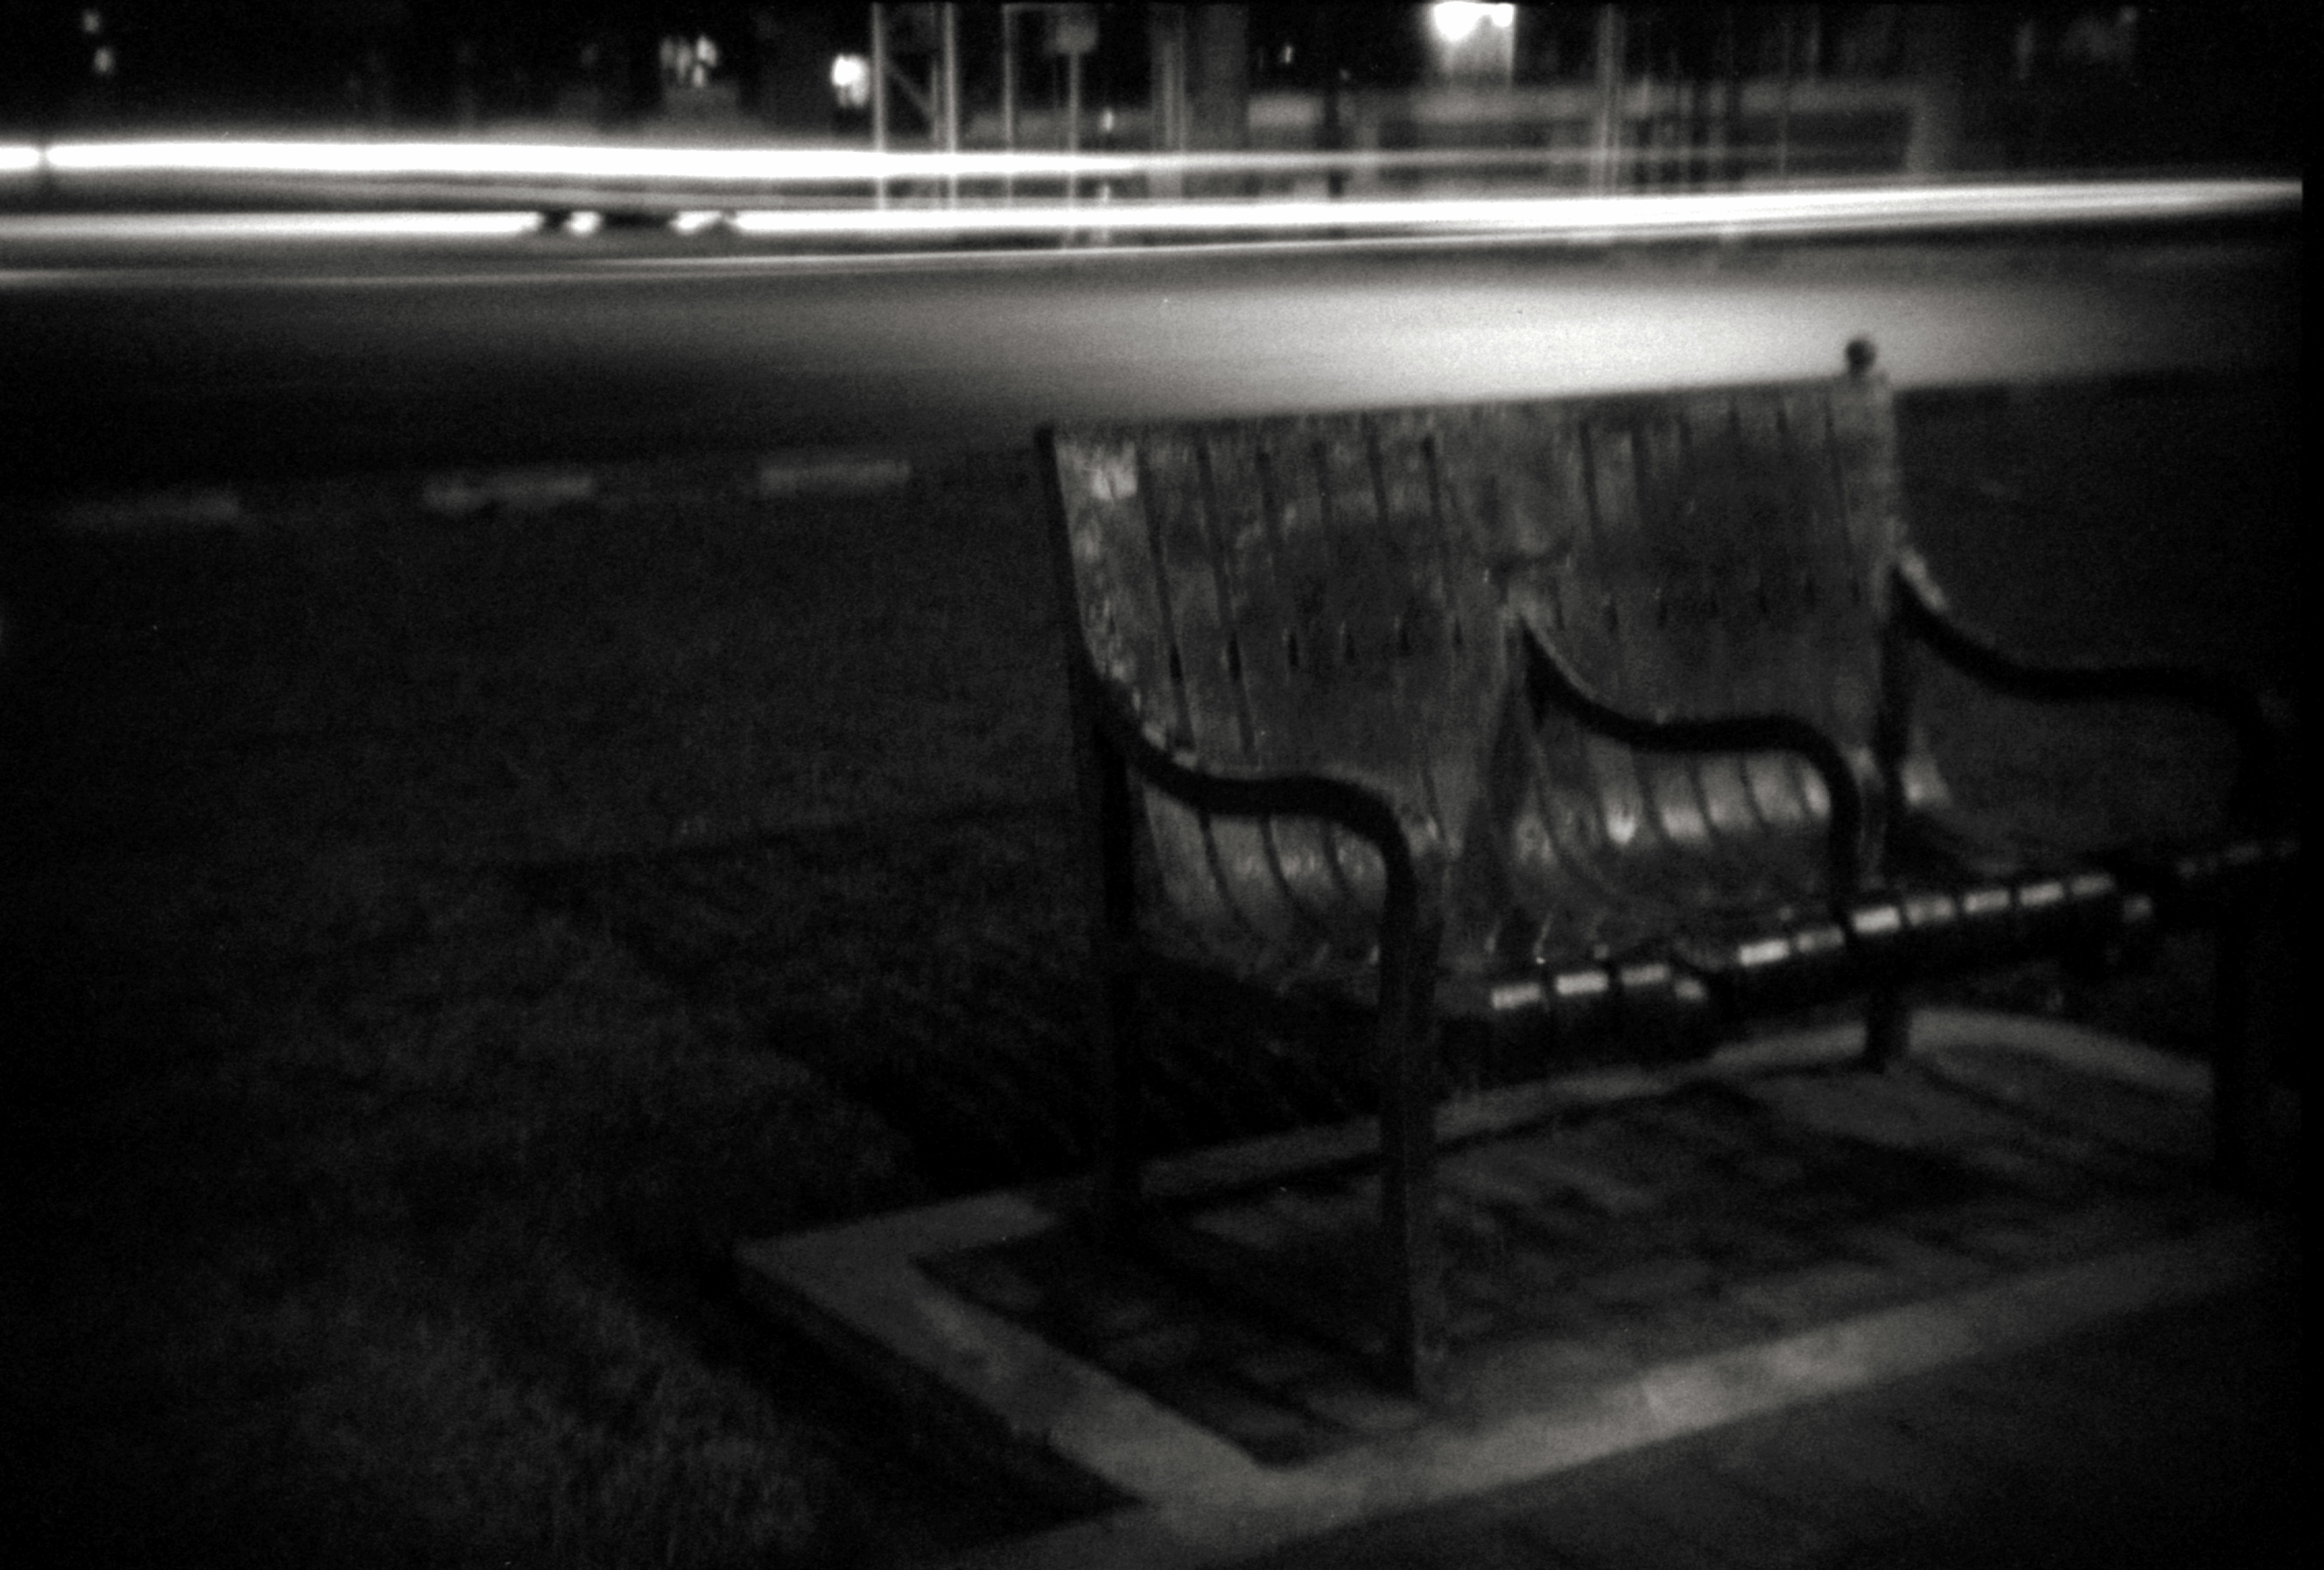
[1038,341,2295,1397]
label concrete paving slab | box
[733,1009,2290,1570]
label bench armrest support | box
[1515,622,1866,906]
[1065,658,1448,1389]
[1065,660,1428,970]
[1891,549,2285,826]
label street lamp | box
[1429,3,1517,82]
[1430,3,1516,46]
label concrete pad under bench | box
[735,1008,2293,1570]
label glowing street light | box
[1430,3,1516,46]
[830,53,870,111]
[1430,3,1517,82]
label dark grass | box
[0,377,2300,1566]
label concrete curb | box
[418,465,598,517]
[755,450,915,498]
[54,484,246,534]
[45,446,920,535]
[37,370,2264,537]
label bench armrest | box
[1892,549,2287,826]
[1065,660,1429,975]
[1515,622,1866,905]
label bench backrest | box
[1044,368,1919,971]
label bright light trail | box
[31,138,1157,182]
[0,180,2293,252]
[19,136,2299,189]
[2,132,2296,252]
[1432,3,1517,44]
[706,179,2296,243]
[0,210,549,242]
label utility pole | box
[1046,4,1099,208]
[1066,50,1081,205]
[870,2,888,207]
[1185,5,1248,197]
[1775,8,1794,182]
[1592,6,1626,192]
[1001,5,1021,201]
[1149,5,1188,199]
[939,2,959,206]
[867,4,963,210]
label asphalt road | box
[0,226,2299,498]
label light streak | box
[21,135,2294,188]
[1,134,2297,252]
[712,180,2294,242]
[35,138,1152,182]
[1432,3,1517,44]
[11,137,2302,205]
[0,210,548,241]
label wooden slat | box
[1055,433,1245,945]
[1652,395,1773,890]
[1259,420,1392,936]
[1473,403,1652,944]
[1582,405,1728,898]
[1676,392,1796,880]
[1197,422,1351,953]
[1139,433,1306,952]
[1708,389,1849,897]
[1729,393,1828,841]
[1054,433,1173,738]
[1788,385,1889,744]
[1566,412,1685,894]
[1371,411,1503,867]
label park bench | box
[1037,341,2296,1395]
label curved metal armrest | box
[1516,622,1864,905]
[1892,550,2286,825]
[1069,662,1427,964]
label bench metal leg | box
[2212,896,2288,1193]
[1864,984,1912,1069]
[1093,964,1144,1239]
[1377,924,1446,1399]
[1080,725,1147,1240]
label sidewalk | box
[1226,1270,2301,1569]
[740,1013,2300,1569]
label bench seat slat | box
[1140,433,1310,953]
[1194,427,1353,954]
